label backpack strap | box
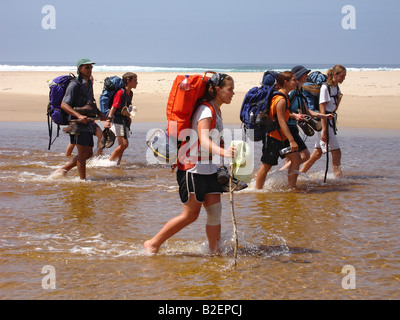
[321,82,340,110]
[176,101,217,171]
[289,88,307,114]
[269,91,289,141]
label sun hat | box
[291,65,311,79]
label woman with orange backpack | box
[144,73,238,254]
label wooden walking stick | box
[229,164,238,269]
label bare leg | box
[281,149,310,171]
[65,144,76,156]
[109,136,129,164]
[204,194,222,254]
[95,126,103,156]
[331,149,342,178]
[144,194,202,253]
[255,163,272,189]
[75,145,93,180]
[300,148,323,173]
[285,152,301,189]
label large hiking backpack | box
[99,76,125,116]
[166,71,215,141]
[46,73,77,150]
[147,71,216,166]
[302,71,332,111]
[240,71,285,142]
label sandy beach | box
[1,70,399,129]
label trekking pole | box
[70,116,103,123]
[229,164,238,269]
[324,123,330,183]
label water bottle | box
[249,111,254,124]
[179,75,192,91]
[279,147,292,155]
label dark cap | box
[291,65,311,79]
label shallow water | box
[0,122,399,300]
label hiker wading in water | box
[300,65,346,178]
[144,73,239,254]
[54,58,105,180]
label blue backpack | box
[240,71,284,141]
[47,74,77,125]
[302,71,329,111]
[99,76,124,116]
[46,73,77,149]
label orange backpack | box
[166,71,218,171]
[166,71,216,141]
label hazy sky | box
[0,0,399,65]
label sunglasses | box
[81,65,93,70]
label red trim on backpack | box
[175,101,217,171]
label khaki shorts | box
[110,123,130,138]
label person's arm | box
[105,90,123,128]
[61,102,88,124]
[335,90,343,111]
[61,83,88,123]
[290,112,307,122]
[319,102,329,142]
[104,107,117,128]
[307,108,333,120]
[197,118,235,159]
[318,85,331,142]
[276,99,298,151]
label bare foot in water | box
[51,168,68,178]
[144,240,159,254]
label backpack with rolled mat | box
[302,71,339,113]
[147,71,216,167]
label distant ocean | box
[1,62,399,73]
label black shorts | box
[289,125,308,152]
[70,132,94,147]
[177,170,223,204]
[261,136,289,166]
